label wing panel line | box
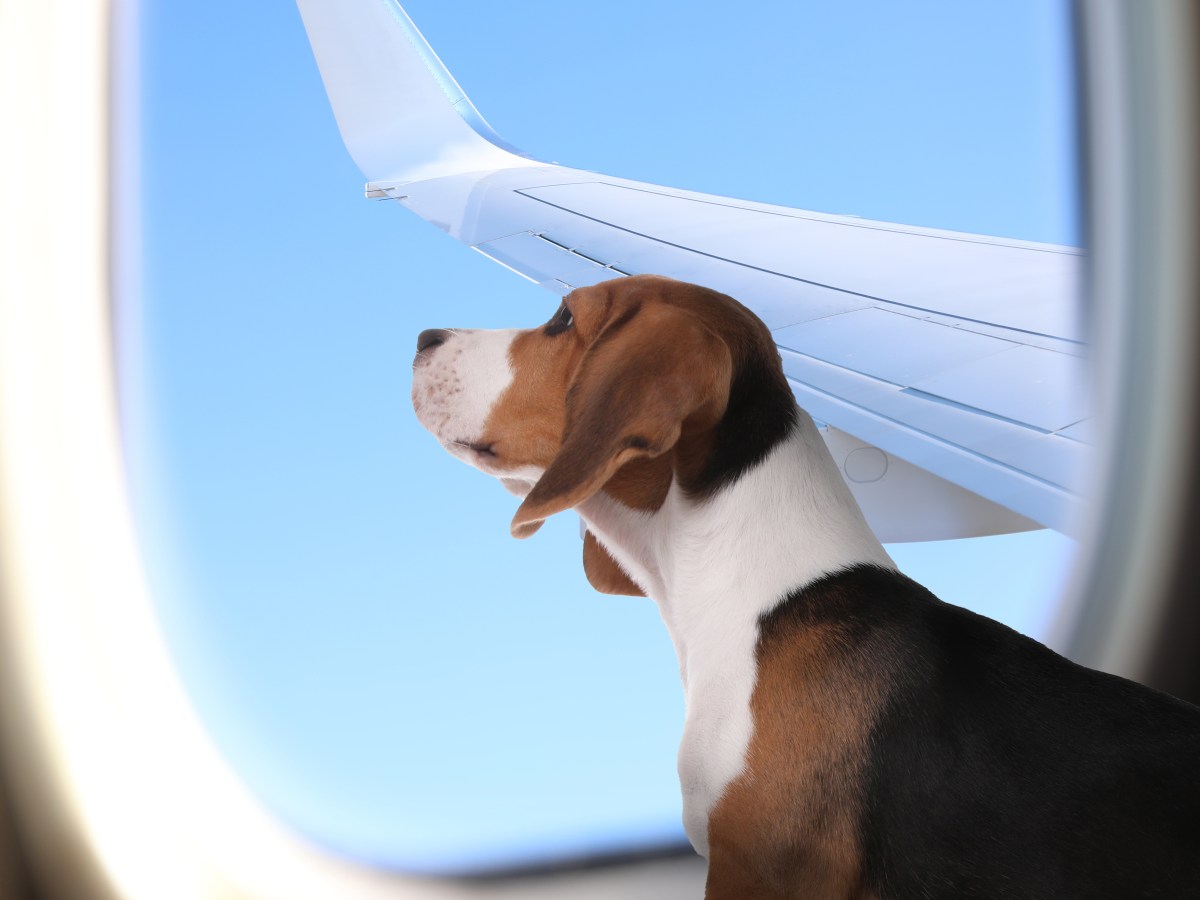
[526,182,1081,256]
[515,189,1082,346]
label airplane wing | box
[295,0,1087,542]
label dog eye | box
[545,304,574,335]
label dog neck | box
[575,408,894,853]
[579,408,893,622]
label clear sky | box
[127,0,1078,875]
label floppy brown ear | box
[511,310,732,538]
[582,530,645,596]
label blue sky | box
[126,0,1078,874]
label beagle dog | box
[412,275,1200,899]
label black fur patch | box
[682,343,797,500]
[762,565,1200,899]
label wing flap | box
[518,181,1083,342]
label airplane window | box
[120,0,1078,873]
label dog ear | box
[582,530,645,596]
[511,311,731,538]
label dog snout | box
[416,328,452,353]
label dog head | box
[411,275,795,585]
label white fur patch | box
[412,328,517,474]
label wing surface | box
[296,0,1087,540]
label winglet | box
[295,0,541,185]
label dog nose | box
[416,328,452,353]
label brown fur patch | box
[599,453,674,512]
[582,530,644,596]
[704,616,884,900]
[479,276,786,527]
[476,274,791,553]
[480,326,579,473]
[508,280,735,537]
